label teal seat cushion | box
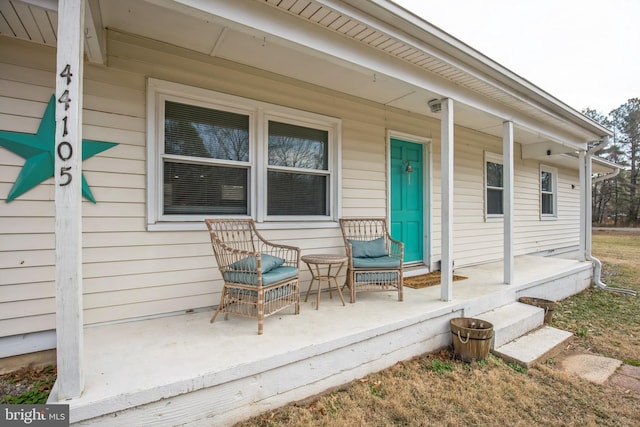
[353,256,400,268]
[229,254,285,273]
[348,237,387,258]
[224,266,298,286]
[262,266,298,285]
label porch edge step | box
[477,302,544,349]
[492,326,573,368]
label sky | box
[393,0,640,115]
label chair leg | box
[210,287,228,323]
[210,306,222,323]
[257,297,264,335]
[349,270,356,303]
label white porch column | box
[578,150,587,262]
[502,121,514,284]
[55,0,85,400]
[440,98,454,302]
[585,147,594,256]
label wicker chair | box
[339,217,404,303]
[205,219,301,335]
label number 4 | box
[60,64,72,85]
[58,90,71,111]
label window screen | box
[541,170,554,215]
[486,161,503,215]
[267,121,330,216]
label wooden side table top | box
[302,254,348,264]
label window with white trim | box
[147,79,340,227]
[484,152,503,217]
[540,165,557,217]
[266,119,330,216]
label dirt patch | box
[0,365,56,404]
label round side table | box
[301,254,347,310]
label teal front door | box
[390,138,424,263]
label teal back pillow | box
[347,237,388,258]
[229,254,285,273]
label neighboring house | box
[0,0,619,424]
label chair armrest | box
[344,241,354,268]
[387,235,404,261]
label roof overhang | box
[544,153,623,175]
[2,0,614,156]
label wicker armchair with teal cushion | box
[339,217,404,303]
[205,219,300,334]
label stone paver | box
[608,364,640,394]
[560,353,640,394]
[560,354,622,384]
[618,364,640,380]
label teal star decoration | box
[0,95,118,203]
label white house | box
[0,0,619,425]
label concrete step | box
[492,326,573,368]
[477,302,544,349]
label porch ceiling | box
[2,0,611,152]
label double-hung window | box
[162,100,251,216]
[540,165,557,218]
[484,152,504,217]
[147,79,340,229]
[266,119,331,217]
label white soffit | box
[0,0,58,45]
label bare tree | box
[611,99,640,225]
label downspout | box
[585,137,637,296]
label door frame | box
[387,130,432,268]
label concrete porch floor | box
[52,255,593,426]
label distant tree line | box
[584,98,640,226]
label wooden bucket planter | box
[450,317,494,362]
[518,297,557,324]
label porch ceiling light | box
[428,98,442,113]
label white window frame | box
[540,164,558,219]
[261,113,336,222]
[484,151,504,220]
[146,78,341,230]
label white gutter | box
[592,167,620,183]
[584,137,637,296]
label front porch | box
[51,255,592,426]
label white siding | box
[0,32,580,337]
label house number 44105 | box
[57,64,73,187]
